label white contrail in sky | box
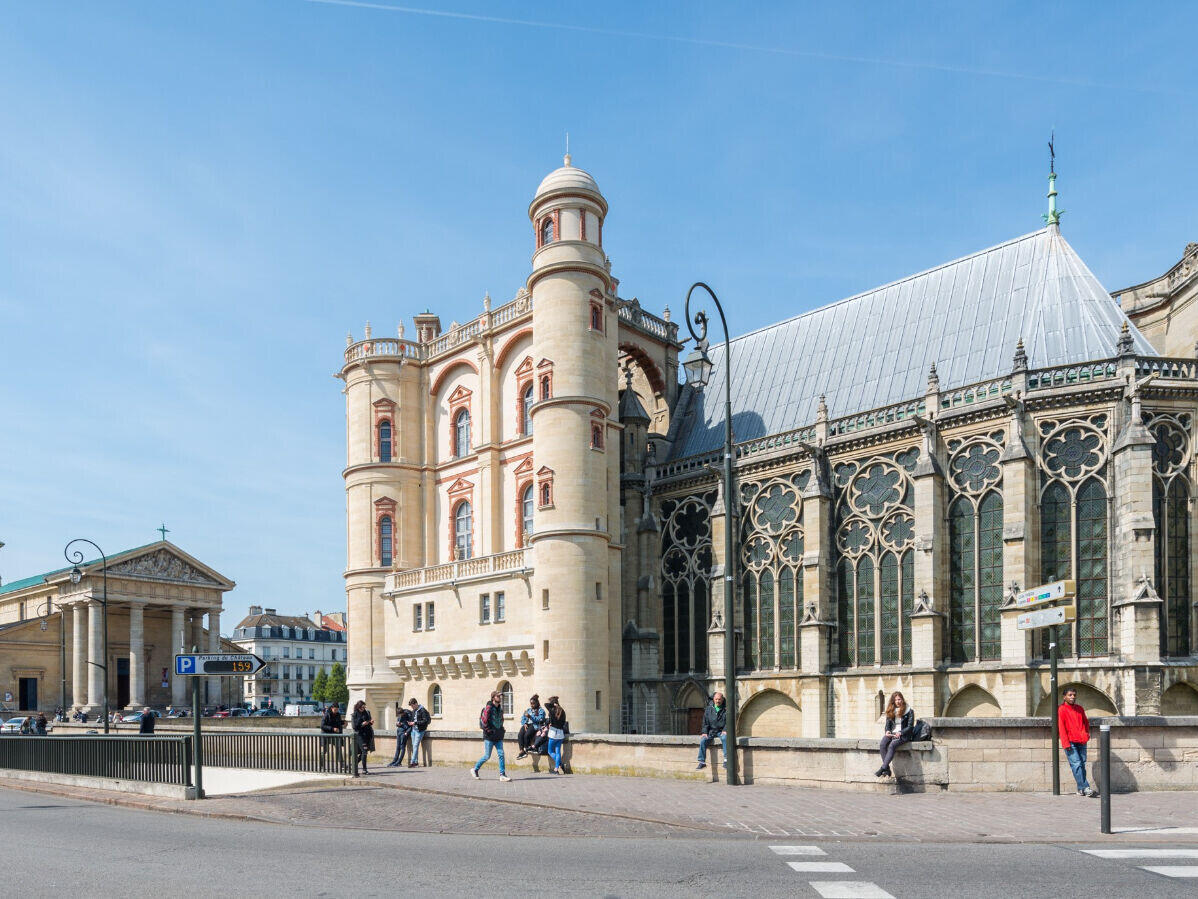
[297,0,1164,94]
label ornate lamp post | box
[65,539,109,734]
[35,595,68,715]
[682,282,739,786]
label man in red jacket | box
[1059,688,1097,797]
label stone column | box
[999,395,1036,714]
[71,602,87,709]
[911,419,947,672]
[799,453,833,737]
[171,607,187,708]
[128,603,145,708]
[208,609,222,705]
[86,600,104,712]
[190,611,205,654]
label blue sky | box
[1,1,1194,626]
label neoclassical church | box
[338,157,1198,736]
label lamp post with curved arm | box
[682,282,738,786]
[65,539,108,734]
[35,594,68,716]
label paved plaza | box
[4,764,1196,844]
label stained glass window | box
[677,581,691,673]
[901,550,913,665]
[663,583,675,674]
[693,580,709,673]
[779,568,795,669]
[743,571,756,671]
[1075,478,1108,657]
[978,492,1004,660]
[856,557,875,666]
[948,496,976,663]
[880,553,899,664]
[759,569,775,670]
[837,560,854,666]
[1040,480,1073,657]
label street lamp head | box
[683,344,713,390]
[69,565,82,585]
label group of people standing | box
[472,692,568,781]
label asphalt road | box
[3,787,1195,898]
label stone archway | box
[739,689,802,737]
[1161,681,1198,716]
[1033,682,1119,717]
[943,684,1001,718]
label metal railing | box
[0,735,192,786]
[201,732,356,775]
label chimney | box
[264,608,277,616]
[312,609,323,626]
[249,605,263,616]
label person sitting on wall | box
[695,692,727,771]
[876,691,915,778]
[516,694,547,760]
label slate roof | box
[672,227,1156,458]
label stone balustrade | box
[385,548,531,595]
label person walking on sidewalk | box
[545,696,568,775]
[875,691,914,777]
[387,701,414,767]
[1059,687,1098,797]
[696,692,727,771]
[351,699,375,775]
[408,697,431,767]
[471,691,511,782]
[516,694,547,760]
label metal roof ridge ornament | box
[1043,132,1063,228]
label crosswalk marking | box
[786,861,855,873]
[769,845,827,856]
[1113,826,1198,835]
[1081,849,1198,859]
[1139,866,1198,878]
[808,882,895,899]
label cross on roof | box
[158,523,170,541]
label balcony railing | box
[385,548,531,594]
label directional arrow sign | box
[1013,579,1075,609]
[1016,605,1076,631]
[174,653,266,676]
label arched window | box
[1151,415,1192,658]
[855,556,875,665]
[521,382,534,436]
[430,684,442,717]
[498,681,514,715]
[540,375,551,400]
[539,217,554,246]
[591,423,604,449]
[453,409,471,458]
[379,516,393,567]
[836,559,855,667]
[521,483,534,541]
[539,482,552,507]
[454,501,473,560]
[1040,478,1108,658]
[378,420,392,463]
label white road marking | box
[786,861,854,873]
[1139,866,1198,878]
[1081,849,1198,859]
[808,882,896,899]
[769,845,827,856]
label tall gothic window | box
[740,475,807,673]
[521,382,534,436]
[946,435,1004,663]
[1038,417,1110,658]
[453,408,471,458]
[379,515,393,567]
[521,483,534,541]
[660,492,714,676]
[1150,413,1192,657]
[378,419,392,463]
[832,450,918,667]
[454,501,473,560]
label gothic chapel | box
[339,157,1198,735]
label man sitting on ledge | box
[696,692,727,770]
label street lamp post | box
[36,596,68,715]
[682,281,739,786]
[65,539,108,734]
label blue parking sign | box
[175,655,195,675]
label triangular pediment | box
[104,543,234,590]
[515,356,534,376]
[536,465,554,478]
[513,456,534,476]
[448,385,473,404]
[446,477,475,494]
[536,358,554,370]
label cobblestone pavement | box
[4,766,1197,843]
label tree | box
[326,663,349,707]
[311,668,329,703]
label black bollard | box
[1100,724,1111,834]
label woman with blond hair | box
[875,691,915,777]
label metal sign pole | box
[192,674,203,799]
[1050,626,1060,796]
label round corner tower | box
[528,155,620,731]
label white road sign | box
[1013,579,1075,609]
[1016,605,1076,631]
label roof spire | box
[1013,337,1028,372]
[1117,319,1135,357]
[564,132,571,168]
[1043,131,1062,227]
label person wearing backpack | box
[471,691,511,782]
[875,691,915,777]
[545,696,568,775]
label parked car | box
[228,708,251,717]
[252,708,281,717]
[120,710,159,725]
[209,709,231,718]
[1,716,51,733]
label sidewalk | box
[4,763,1197,843]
